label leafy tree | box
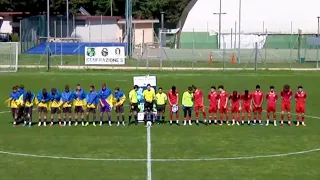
[0,0,190,25]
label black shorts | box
[24,107,33,116]
[51,107,61,114]
[157,104,166,112]
[183,107,193,111]
[115,105,124,113]
[63,107,72,113]
[144,102,153,112]
[87,108,96,113]
[75,106,84,113]
[38,107,48,113]
[130,103,139,112]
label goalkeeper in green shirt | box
[182,87,194,126]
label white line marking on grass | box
[152,148,320,162]
[0,151,145,161]
[147,126,152,180]
[0,148,319,162]
[0,110,319,163]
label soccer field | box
[0,70,319,180]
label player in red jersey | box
[192,85,207,125]
[208,86,219,124]
[280,84,292,126]
[295,86,307,126]
[218,85,228,125]
[229,91,241,126]
[266,86,278,126]
[241,90,252,125]
[168,86,180,125]
[252,85,264,125]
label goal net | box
[0,42,18,72]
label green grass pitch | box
[0,69,319,180]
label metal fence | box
[17,16,320,70]
[20,15,121,54]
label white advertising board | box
[133,75,157,121]
[85,46,125,65]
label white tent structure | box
[178,0,320,49]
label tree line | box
[0,0,190,24]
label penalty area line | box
[0,148,319,162]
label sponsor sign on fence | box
[85,46,125,65]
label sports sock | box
[195,111,199,120]
[202,111,207,119]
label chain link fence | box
[18,16,320,70]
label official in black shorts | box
[155,87,167,124]
[144,102,153,112]
[130,103,139,112]
[142,84,156,122]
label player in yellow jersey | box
[22,91,36,127]
[128,85,139,125]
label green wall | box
[180,32,317,49]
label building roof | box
[75,15,122,20]
[117,19,159,24]
[0,12,31,16]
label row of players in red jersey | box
[167,85,307,126]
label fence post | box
[254,42,258,71]
[223,42,226,71]
[54,20,56,55]
[60,19,63,66]
[100,15,103,42]
[264,28,267,62]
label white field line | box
[0,148,319,162]
[147,126,152,180]
[152,148,320,162]
[0,110,319,162]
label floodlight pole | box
[160,12,165,69]
[67,0,69,37]
[160,12,164,30]
[213,0,226,49]
[47,0,50,71]
[317,16,320,68]
[238,0,242,63]
[110,0,113,16]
